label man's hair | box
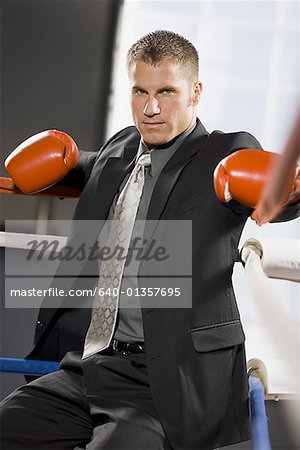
[127,30,199,82]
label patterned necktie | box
[83,152,151,358]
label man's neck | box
[142,121,197,151]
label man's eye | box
[136,89,146,95]
[162,89,173,95]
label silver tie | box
[83,152,151,358]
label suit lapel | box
[139,120,208,269]
[146,119,208,220]
[90,145,138,220]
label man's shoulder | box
[105,126,140,147]
[193,119,262,153]
[208,129,262,150]
[93,125,140,160]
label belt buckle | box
[122,343,130,356]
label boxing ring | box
[1,230,299,450]
[240,238,300,450]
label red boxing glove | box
[4,130,79,194]
[214,149,300,208]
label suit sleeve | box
[57,126,139,191]
[57,150,98,190]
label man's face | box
[128,60,202,148]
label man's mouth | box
[143,121,165,128]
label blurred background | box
[1,1,299,447]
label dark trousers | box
[0,350,171,450]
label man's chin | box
[142,134,171,149]
[144,140,166,149]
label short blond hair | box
[127,30,199,82]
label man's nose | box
[143,97,160,116]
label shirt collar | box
[135,122,196,177]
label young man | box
[1,30,299,450]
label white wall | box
[107,0,300,393]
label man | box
[1,30,299,450]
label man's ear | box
[192,82,203,106]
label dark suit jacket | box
[27,119,300,449]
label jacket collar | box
[146,118,209,220]
[90,118,208,221]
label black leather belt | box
[112,339,145,356]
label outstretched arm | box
[214,147,300,222]
[251,110,300,225]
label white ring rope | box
[240,239,299,384]
[241,238,300,282]
[0,231,67,253]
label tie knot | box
[137,152,151,168]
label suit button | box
[36,320,44,331]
